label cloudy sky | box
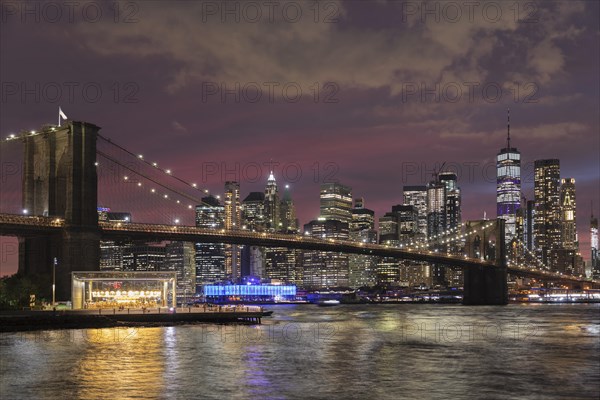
[1,0,598,275]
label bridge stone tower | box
[462,218,508,305]
[19,121,100,300]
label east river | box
[1,304,599,399]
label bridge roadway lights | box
[463,265,508,305]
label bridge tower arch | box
[462,218,508,305]
[19,121,101,300]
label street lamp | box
[52,257,57,306]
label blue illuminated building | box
[203,284,297,301]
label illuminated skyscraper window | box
[496,109,521,244]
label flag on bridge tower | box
[58,107,68,127]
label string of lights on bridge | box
[3,128,52,142]
[95,149,209,217]
[94,133,232,222]
[3,128,217,217]
[399,221,497,251]
[511,238,550,270]
[96,134,214,199]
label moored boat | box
[316,299,340,307]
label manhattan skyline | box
[1,1,599,276]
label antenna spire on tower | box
[506,107,511,149]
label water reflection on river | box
[1,304,598,399]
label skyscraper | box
[378,212,399,245]
[242,192,266,231]
[300,182,353,287]
[439,172,463,287]
[264,171,280,231]
[349,198,377,237]
[392,204,419,243]
[98,208,132,271]
[377,205,421,286]
[240,244,265,279]
[241,192,266,279]
[524,199,535,252]
[320,182,353,224]
[427,179,446,286]
[377,208,401,286]
[303,219,349,288]
[195,196,226,288]
[560,178,578,250]
[403,186,428,243]
[549,178,583,275]
[263,176,301,284]
[224,181,241,281]
[402,186,432,287]
[426,180,446,239]
[122,243,166,271]
[349,198,377,288]
[533,159,561,268]
[439,173,461,228]
[165,241,196,302]
[264,247,302,284]
[224,181,241,230]
[591,211,599,279]
[496,109,521,244]
[279,185,298,232]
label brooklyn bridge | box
[1,121,597,305]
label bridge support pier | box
[18,234,61,276]
[463,266,508,305]
[18,121,100,301]
[59,228,100,300]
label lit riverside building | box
[386,205,421,286]
[591,211,599,279]
[439,172,463,287]
[302,182,352,289]
[392,204,430,287]
[348,198,377,288]
[533,159,561,268]
[241,192,266,279]
[320,182,353,224]
[496,109,521,245]
[241,192,266,232]
[164,241,196,302]
[378,206,401,285]
[265,180,303,286]
[303,219,349,288]
[524,199,535,252]
[98,208,131,271]
[264,171,280,231]
[402,185,431,287]
[403,185,428,243]
[98,210,192,300]
[560,178,578,250]
[549,178,584,275]
[279,185,298,233]
[439,172,461,234]
[224,181,241,281]
[427,177,446,286]
[195,196,226,288]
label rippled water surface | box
[1,304,599,399]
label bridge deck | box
[0,213,597,286]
